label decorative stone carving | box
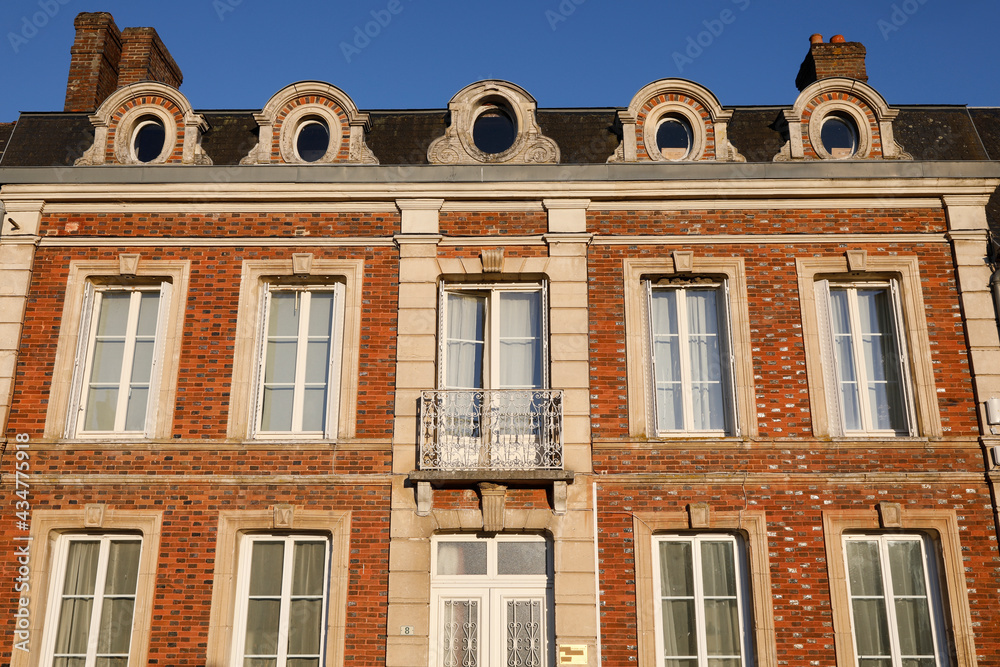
[119,253,140,276]
[878,501,903,528]
[84,503,106,528]
[688,502,711,529]
[479,483,507,532]
[241,81,378,165]
[608,79,744,163]
[672,251,694,273]
[292,253,314,275]
[480,248,504,273]
[846,249,868,272]
[76,82,212,166]
[427,81,560,165]
[273,504,295,529]
[773,78,911,161]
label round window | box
[473,106,516,155]
[656,115,692,160]
[296,119,330,162]
[132,117,166,163]
[820,113,858,158]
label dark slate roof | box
[537,110,620,164]
[367,111,447,165]
[0,122,15,161]
[969,109,1000,233]
[0,114,93,166]
[894,107,989,161]
[728,108,786,162]
[199,112,260,165]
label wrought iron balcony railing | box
[418,389,564,471]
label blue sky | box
[1,0,997,121]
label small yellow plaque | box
[558,644,588,665]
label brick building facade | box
[1,13,999,667]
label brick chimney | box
[117,27,182,89]
[795,34,868,91]
[64,12,183,113]
[64,12,122,112]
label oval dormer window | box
[295,119,330,163]
[473,105,516,155]
[132,117,166,163]
[821,113,858,158]
[656,115,693,160]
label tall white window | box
[73,284,170,436]
[440,283,546,392]
[647,281,735,435]
[254,284,344,438]
[232,535,331,667]
[817,281,912,435]
[843,535,947,667]
[42,534,143,667]
[653,534,753,667]
[431,535,552,667]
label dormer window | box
[473,104,517,155]
[295,118,331,163]
[131,117,166,163]
[655,115,693,161]
[820,112,858,158]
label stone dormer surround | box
[75,81,211,165]
[240,81,377,165]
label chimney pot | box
[830,34,846,43]
[810,33,823,44]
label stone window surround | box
[623,255,758,440]
[632,509,777,667]
[795,253,942,440]
[775,78,910,161]
[822,506,977,667]
[426,80,560,165]
[205,508,352,667]
[226,257,364,441]
[12,507,162,667]
[75,81,212,166]
[609,78,744,163]
[241,81,378,165]
[44,258,190,441]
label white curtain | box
[446,294,485,389]
[686,290,724,431]
[499,292,541,389]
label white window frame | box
[842,534,949,667]
[40,533,144,667]
[68,282,171,438]
[815,279,916,437]
[438,281,549,390]
[651,533,754,667]
[252,283,345,439]
[430,534,553,667]
[231,534,332,667]
[645,279,737,436]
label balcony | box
[418,389,564,471]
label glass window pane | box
[297,121,330,162]
[307,292,336,336]
[499,292,541,338]
[264,341,298,385]
[292,541,327,596]
[84,388,119,431]
[53,658,88,667]
[659,541,694,597]
[249,542,285,596]
[497,541,548,575]
[90,341,126,384]
[499,340,541,388]
[244,659,278,667]
[846,540,884,596]
[437,541,487,575]
[305,340,331,384]
[661,599,696,657]
[650,290,679,335]
[893,598,935,656]
[441,600,480,667]
[887,540,927,597]
[851,598,891,658]
[301,387,327,432]
[135,292,160,336]
[447,294,486,341]
[700,541,737,597]
[286,660,320,667]
[96,294,131,337]
[260,388,293,432]
[268,293,300,337]
[95,658,129,667]
[104,541,141,595]
[703,599,740,657]
[124,387,149,432]
[63,541,101,595]
[287,598,322,654]
[129,341,156,385]
[244,599,280,656]
[54,599,94,654]
[446,341,484,389]
[96,598,134,653]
